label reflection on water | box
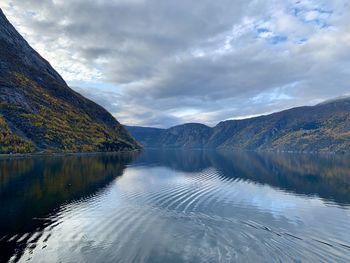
[0,153,135,262]
[135,150,350,204]
[0,150,350,262]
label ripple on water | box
[7,160,350,263]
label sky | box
[2,0,350,128]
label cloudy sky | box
[3,0,350,127]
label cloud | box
[2,0,350,127]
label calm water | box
[1,150,350,263]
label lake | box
[1,150,350,262]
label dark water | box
[1,150,350,263]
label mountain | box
[317,95,350,106]
[125,126,164,148]
[126,123,212,148]
[127,98,350,153]
[0,9,140,154]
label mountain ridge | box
[126,97,350,153]
[0,9,140,154]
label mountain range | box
[127,97,350,153]
[0,9,140,154]
[1,7,349,154]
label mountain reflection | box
[135,149,350,205]
[1,150,350,262]
[0,153,136,263]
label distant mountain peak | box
[317,95,350,106]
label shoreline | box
[0,148,142,159]
[141,147,349,155]
[1,147,348,159]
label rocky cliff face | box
[0,9,140,153]
[127,98,350,153]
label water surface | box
[1,150,350,262]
